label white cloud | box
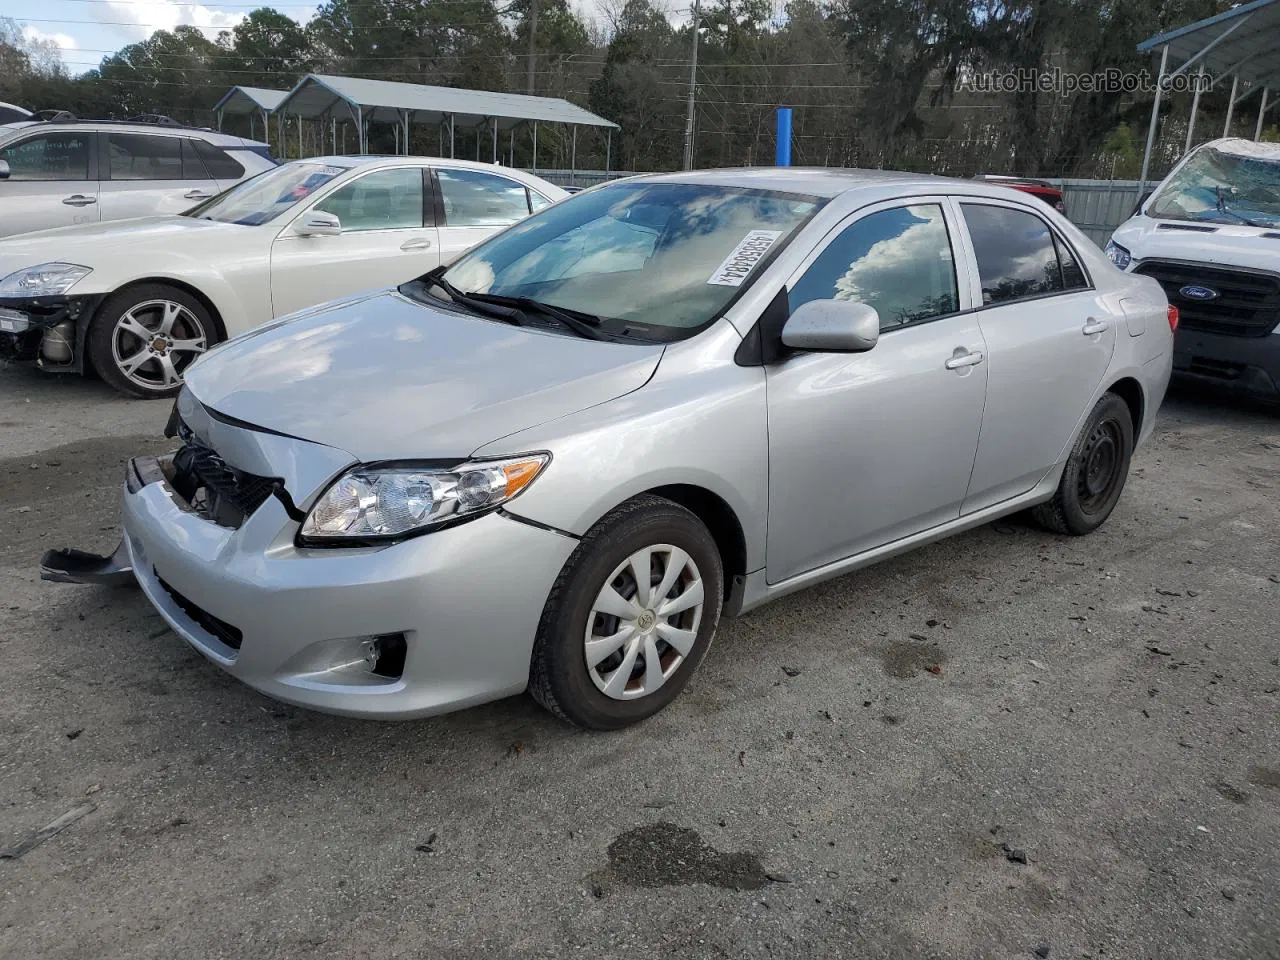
[22,24,79,51]
[102,0,246,40]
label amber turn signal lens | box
[503,459,545,498]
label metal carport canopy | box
[213,86,288,116]
[1137,0,1280,189]
[1137,0,1280,88]
[277,74,619,131]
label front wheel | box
[87,284,218,399]
[1032,392,1134,535]
[529,495,724,730]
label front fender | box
[76,250,269,340]
[475,323,771,571]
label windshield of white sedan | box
[1148,146,1280,228]
[186,162,346,225]
[438,182,821,333]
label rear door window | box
[0,133,91,181]
[193,140,246,180]
[436,168,532,226]
[961,203,1065,305]
[1054,233,1089,291]
[106,133,184,180]
[181,139,210,179]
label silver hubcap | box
[111,299,207,391]
[584,544,704,701]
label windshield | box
[438,182,822,334]
[1148,145,1280,228]
[185,162,347,225]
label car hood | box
[1113,215,1280,273]
[0,216,238,268]
[182,289,666,462]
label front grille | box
[156,574,243,650]
[172,420,277,528]
[1135,261,1280,338]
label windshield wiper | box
[426,272,526,326]
[1215,187,1268,227]
[459,292,609,341]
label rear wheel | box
[87,284,217,399]
[529,495,724,730]
[1032,392,1134,535]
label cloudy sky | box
[3,0,264,70]
[2,0,634,74]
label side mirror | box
[295,210,341,237]
[781,299,880,352]
[1133,190,1153,217]
[0,160,10,180]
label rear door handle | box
[184,190,214,201]
[400,238,433,251]
[62,195,96,207]
[1082,318,1109,335]
[945,349,985,370]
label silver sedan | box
[44,169,1175,729]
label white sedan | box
[0,156,566,397]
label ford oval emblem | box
[1179,284,1219,301]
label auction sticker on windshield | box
[707,230,782,286]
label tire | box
[87,284,219,399]
[1032,392,1134,536]
[529,495,724,730]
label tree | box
[309,0,511,90]
[590,0,683,170]
[219,8,317,88]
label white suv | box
[1108,138,1280,404]
[0,118,275,239]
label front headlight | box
[0,262,92,298]
[1104,240,1132,270]
[300,454,550,543]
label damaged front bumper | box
[40,543,134,586]
[39,401,578,719]
[0,294,106,373]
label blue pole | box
[775,108,792,166]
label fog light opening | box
[366,632,407,679]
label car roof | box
[619,166,1061,203]
[1193,137,1280,161]
[0,119,267,148]
[302,154,550,174]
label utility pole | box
[526,0,539,95]
[683,0,700,170]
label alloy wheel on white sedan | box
[88,283,220,399]
[111,299,208,392]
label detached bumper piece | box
[39,542,134,586]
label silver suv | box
[0,118,274,238]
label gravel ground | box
[1,364,1277,960]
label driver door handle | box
[62,194,96,207]
[400,237,433,251]
[184,189,214,201]
[1082,318,1109,335]
[945,349,985,370]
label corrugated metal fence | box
[526,168,628,189]
[1046,178,1143,247]
[528,170,1143,248]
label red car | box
[976,176,1067,215]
